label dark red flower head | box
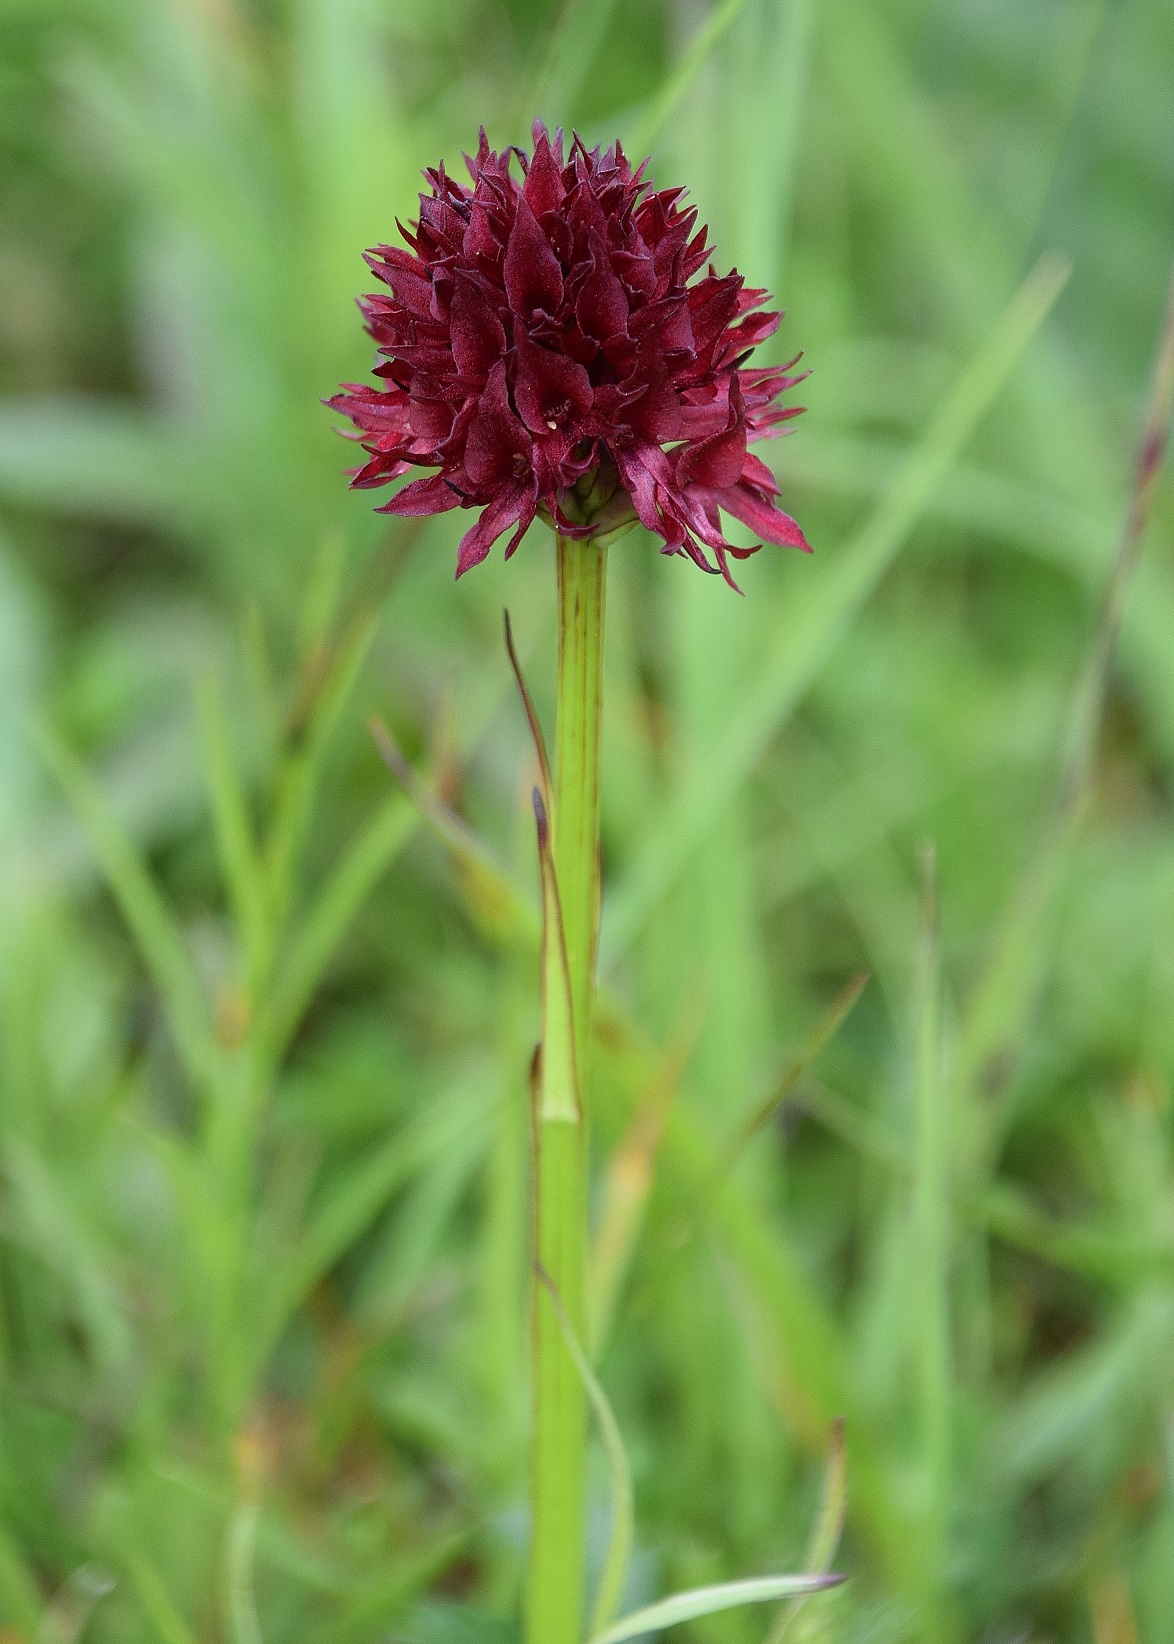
[329,123,809,586]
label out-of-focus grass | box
[1,0,1173,1640]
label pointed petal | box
[503,196,564,319]
[513,334,593,434]
[709,481,811,550]
[524,125,565,217]
[377,473,460,515]
[675,414,746,489]
[576,229,629,342]
[450,273,507,379]
[463,361,532,487]
[455,483,529,577]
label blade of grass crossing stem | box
[912,845,951,1630]
[766,1417,848,1644]
[195,670,269,992]
[589,1574,843,1644]
[528,787,587,1644]
[537,1265,633,1637]
[31,717,220,1097]
[602,254,1070,964]
[631,0,759,153]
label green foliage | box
[1,1,1174,1641]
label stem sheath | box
[527,534,607,1644]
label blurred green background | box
[2,0,1174,1640]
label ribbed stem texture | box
[554,535,607,1083]
[527,535,607,1644]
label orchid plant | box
[333,123,833,1644]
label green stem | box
[527,534,607,1644]
[554,535,607,1084]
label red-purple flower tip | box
[328,122,810,586]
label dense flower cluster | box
[330,123,809,584]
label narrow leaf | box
[254,1076,494,1364]
[504,608,553,811]
[766,1417,848,1644]
[117,1545,199,1644]
[533,788,579,1125]
[32,716,219,1096]
[3,1141,134,1378]
[589,1005,701,1354]
[195,670,268,989]
[912,844,951,1594]
[265,608,379,934]
[955,255,1174,1157]
[369,715,534,943]
[674,974,869,1247]
[262,791,415,1061]
[589,1573,843,1644]
[631,0,759,152]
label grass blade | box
[519,0,625,127]
[3,1142,133,1379]
[589,1008,699,1354]
[766,1416,848,1644]
[630,0,760,154]
[588,1573,843,1644]
[368,715,537,944]
[672,973,868,1249]
[117,1546,199,1644]
[955,255,1174,1159]
[0,1521,45,1638]
[31,717,219,1096]
[911,846,950,1622]
[254,1075,494,1364]
[504,609,553,812]
[264,609,378,937]
[195,670,268,990]
[602,253,1070,965]
[262,791,415,1060]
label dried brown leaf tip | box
[330,122,809,587]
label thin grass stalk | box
[527,534,607,1644]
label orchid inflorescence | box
[330,122,809,586]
